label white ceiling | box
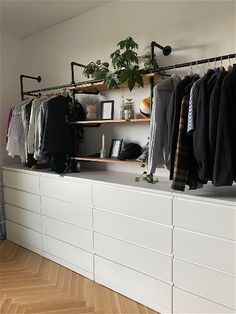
[0,0,110,38]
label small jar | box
[124,99,134,119]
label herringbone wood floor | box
[0,240,158,314]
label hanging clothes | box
[213,64,236,186]
[171,95,200,191]
[208,69,228,177]
[148,73,180,173]
[168,74,199,180]
[41,95,74,174]
[192,69,215,182]
[6,98,32,162]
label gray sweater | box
[148,74,181,173]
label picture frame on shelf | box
[100,100,114,120]
[109,139,123,158]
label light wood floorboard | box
[0,240,159,314]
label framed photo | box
[101,100,114,120]
[109,139,123,158]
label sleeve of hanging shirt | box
[148,86,159,173]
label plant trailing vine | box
[135,164,159,184]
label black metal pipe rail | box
[71,61,86,85]
[154,53,236,72]
[150,41,172,109]
[20,74,41,100]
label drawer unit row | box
[3,168,236,313]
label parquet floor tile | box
[0,240,158,314]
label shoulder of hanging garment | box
[156,75,175,91]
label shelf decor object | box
[100,100,114,120]
[100,134,107,159]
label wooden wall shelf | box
[69,118,150,125]
[71,157,146,164]
[69,73,164,93]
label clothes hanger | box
[219,56,225,72]
[188,62,194,77]
[228,55,233,72]
[196,61,200,76]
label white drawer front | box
[41,197,92,229]
[174,258,236,309]
[5,204,41,232]
[174,287,234,314]
[94,208,172,254]
[174,228,236,275]
[6,220,42,250]
[94,184,172,225]
[4,187,40,213]
[173,197,236,241]
[42,216,93,252]
[3,170,40,194]
[94,232,172,282]
[95,256,172,313]
[43,235,93,274]
[40,176,92,206]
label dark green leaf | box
[127,77,135,91]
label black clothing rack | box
[21,40,171,100]
[20,46,235,105]
[20,74,41,100]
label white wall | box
[0,31,23,234]
[0,31,22,161]
[19,0,236,173]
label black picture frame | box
[109,139,123,158]
[100,100,114,120]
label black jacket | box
[167,76,192,179]
[213,64,236,186]
[192,70,215,182]
[208,70,228,177]
[42,96,74,155]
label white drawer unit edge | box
[173,196,236,241]
[41,196,93,230]
[95,255,172,314]
[94,232,172,283]
[174,228,236,275]
[2,169,40,194]
[43,235,93,276]
[42,216,93,252]
[173,286,235,314]
[94,207,173,254]
[5,203,41,232]
[6,220,42,253]
[40,175,93,206]
[4,187,41,213]
[93,184,173,226]
[173,258,236,310]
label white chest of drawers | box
[2,167,236,314]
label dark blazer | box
[192,70,215,182]
[167,76,192,179]
[213,64,236,186]
[208,70,228,177]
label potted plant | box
[83,59,109,80]
[105,37,145,91]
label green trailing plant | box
[83,59,109,79]
[135,164,159,184]
[143,53,166,77]
[143,53,160,72]
[105,37,144,91]
[135,139,159,184]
